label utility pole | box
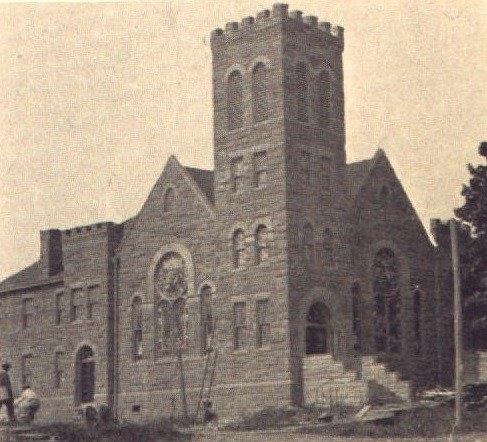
[450,218,463,432]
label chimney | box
[40,229,63,276]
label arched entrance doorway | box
[373,248,402,354]
[305,302,331,355]
[75,346,95,404]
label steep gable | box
[116,156,215,253]
[348,149,431,244]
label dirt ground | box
[190,428,487,441]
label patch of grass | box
[32,419,191,441]
[224,404,359,431]
[303,405,487,438]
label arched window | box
[163,188,176,212]
[252,62,269,123]
[323,228,334,265]
[200,285,213,352]
[255,225,269,265]
[317,70,331,126]
[233,229,245,268]
[227,70,243,130]
[303,224,314,264]
[75,346,95,404]
[306,302,330,354]
[156,299,171,350]
[295,63,308,122]
[373,248,401,354]
[413,290,422,355]
[131,297,143,361]
[352,283,362,350]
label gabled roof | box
[184,167,214,204]
[346,149,385,199]
[0,261,62,294]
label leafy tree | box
[455,142,487,349]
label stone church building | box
[0,4,456,422]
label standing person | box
[0,363,15,423]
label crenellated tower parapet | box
[211,3,344,51]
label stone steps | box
[303,354,412,407]
[361,356,411,403]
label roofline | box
[0,277,63,295]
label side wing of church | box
[0,3,456,422]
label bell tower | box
[211,4,349,406]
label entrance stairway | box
[303,354,411,407]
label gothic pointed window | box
[227,70,243,130]
[75,346,95,404]
[233,229,245,268]
[303,224,315,265]
[131,297,143,361]
[255,224,269,265]
[156,299,171,349]
[317,70,331,127]
[373,248,401,354]
[252,62,269,123]
[306,302,330,354]
[295,63,308,122]
[200,285,213,352]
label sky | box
[0,0,485,281]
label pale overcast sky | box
[0,0,485,281]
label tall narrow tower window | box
[232,229,246,268]
[131,297,143,361]
[163,188,176,212]
[317,70,331,126]
[252,62,269,123]
[295,63,309,122]
[323,228,334,265]
[230,157,244,192]
[255,224,269,265]
[253,151,267,188]
[227,70,243,130]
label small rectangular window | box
[230,157,244,193]
[256,299,271,348]
[87,286,99,320]
[54,351,64,388]
[233,302,246,350]
[21,354,33,386]
[253,151,267,188]
[71,288,84,322]
[22,298,33,329]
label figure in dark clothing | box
[0,363,16,423]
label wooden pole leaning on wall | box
[450,218,463,432]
